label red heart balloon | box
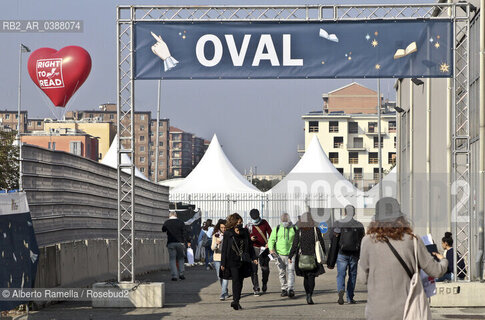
[27,46,92,107]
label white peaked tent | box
[364,167,397,208]
[101,135,148,180]
[171,134,261,194]
[158,178,185,189]
[268,135,364,209]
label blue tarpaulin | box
[0,192,39,311]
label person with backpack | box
[359,197,448,320]
[246,208,272,296]
[327,205,365,305]
[268,213,298,298]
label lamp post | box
[18,44,31,191]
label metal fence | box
[21,145,169,247]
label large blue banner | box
[134,20,453,80]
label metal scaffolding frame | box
[117,3,472,283]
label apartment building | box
[21,128,99,161]
[169,127,195,178]
[149,119,170,181]
[301,83,397,190]
[0,111,28,133]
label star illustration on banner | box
[374,31,379,36]
[321,60,325,64]
[437,35,441,39]
[365,34,371,41]
[372,39,378,47]
[440,62,449,73]
[434,42,440,48]
[430,38,434,43]
[375,64,381,70]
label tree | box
[252,178,280,192]
[0,130,19,190]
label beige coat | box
[359,234,448,320]
[211,234,223,261]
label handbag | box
[386,237,432,320]
[298,230,317,271]
[314,227,325,264]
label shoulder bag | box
[298,230,317,271]
[386,237,431,320]
[314,227,325,264]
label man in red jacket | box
[246,208,272,296]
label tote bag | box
[314,228,325,264]
[403,237,432,320]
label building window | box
[140,167,145,173]
[348,122,358,134]
[140,156,145,163]
[5,114,9,119]
[369,152,378,164]
[333,137,343,148]
[329,152,339,164]
[394,136,397,148]
[89,113,93,118]
[159,170,164,176]
[329,121,339,133]
[336,168,344,175]
[37,121,42,126]
[353,137,363,148]
[368,122,378,133]
[389,121,397,133]
[159,141,163,146]
[309,121,319,133]
[140,136,145,142]
[159,151,163,157]
[48,142,51,149]
[70,141,82,156]
[15,114,18,119]
[159,132,164,137]
[28,121,32,127]
[140,115,145,120]
[374,167,383,180]
[373,137,384,148]
[140,146,145,152]
[349,152,359,164]
[388,152,396,165]
[140,125,145,131]
[353,168,363,180]
[110,114,114,120]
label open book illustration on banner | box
[393,41,418,59]
[150,31,179,72]
[319,28,339,43]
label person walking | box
[289,212,326,305]
[220,213,257,310]
[434,232,466,281]
[246,208,272,295]
[205,219,215,270]
[359,197,448,320]
[212,219,230,300]
[268,212,297,298]
[162,211,191,281]
[327,205,365,305]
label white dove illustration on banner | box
[319,28,339,43]
[150,31,179,71]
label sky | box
[0,0,429,174]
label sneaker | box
[281,290,288,297]
[179,275,185,280]
[262,283,267,293]
[220,295,226,301]
[206,267,211,271]
[288,289,295,298]
[338,290,345,305]
[171,278,178,281]
[254,290,261,296]
[348,299,357,304]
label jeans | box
[205,247,213,268]
[276,255,295,291]
[251,247,270,291]
[213,261,229,298]
[336,253,359,302]
[436,272,453,282]
[168,242,186,278]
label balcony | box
[330,158,339,164]
[346,143,366,151]
[349,158,359,164]
[365,129,386,135]
[369,158,378,164]
[329,126,339,133]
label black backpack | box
[339,227,361,252]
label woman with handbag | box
[288,212,326,305]
[212,219,229,300]
[220,213,257,310]
[359,198,448,320]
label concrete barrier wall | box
[21,145,170,287]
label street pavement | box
[8,264,485,320]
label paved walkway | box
[9,264,485,320]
